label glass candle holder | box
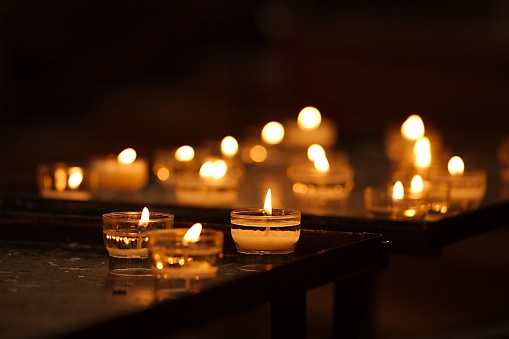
[174,172,240,207]
[287,160,354,207]
[37,162,91,200]
[103,211,174,276]
[363,185,428,220]
[428,170,487,212]
[89,154,149,192]
[230,209,301,255]
[147,228,224,299]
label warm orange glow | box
[413,137,431,168]
[249,145,267,163]
[261,121,285,145]
[175,145,195,162]
[263,188,272,216]
[221,136,239,157]
[297,106,322,130]
[118,148,137,164]
[448,156,464,176]
[183,223,202,244]
[401,115,425,141]
[156,167,170,181]
[55,167,67,192]
[410,175,424,194]
[392,181,404,200]
[199,159,227,179]
[307,144,326,162]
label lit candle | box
[102,208,174,275]
[287,144,354,206]
[90,148,149,192]
[283,106,338,148]
[38,162,91,200]
[147,223,224,295]
[230,189,301,254]
[384,114,443,170]
[175,158,240,207]
[446,156,487,210]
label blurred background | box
[2,1,509,338]
[2,0,509,183]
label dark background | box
[2,2,509,338]
[2,1,509,178]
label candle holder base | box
[236,253,294,272]
[108,256,152,276]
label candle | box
[37,162,91,200]
[428,156,487,211]
[287,144,354,206]
[283,106,338,148]
[230,189,301,254]
[102,208,174,275]
[175,158,240,207]
[153,145,211,188]
[384,114,444,171]
[90,148,149,192]
[147,223,224,297]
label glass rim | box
[102,211,174,221]
[230,208,301,219]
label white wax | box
[155,261,218,279]
[231,229,300,250]
[175,174,239,206]
[108,248,148,257]
[89,157,149,192]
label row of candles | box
[38,106,500,220]
[38,106,355,208]
[104,189,300,295]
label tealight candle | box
[230,189,301,254]
[37,162,91,200]
[153,145,211,188]
[428,156,487,211]
[384,114,443,171]
[287,145,354,206]
[175,158,240,207]
[103,208,174,275]
[283,106,338,148]
[363,180,427,219]
[90,148,149,192]
[147,223,224,298]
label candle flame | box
[221,136,239,157]
[413,136,431,168]
[118,148,137,164]
[263,188,272,216]
[410,175,424,194]
[307,144,326,162]
[401,114,425,141]
[183,223,202,244]
[298,106,322,130]
[175,145,195,162]
[261,121,285,145]
[393,181,404,200]
[448,156,464,176]
[138,207,150,228]
[67,167,84,189]
[314,154,330,173]
[200,159,227,179]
